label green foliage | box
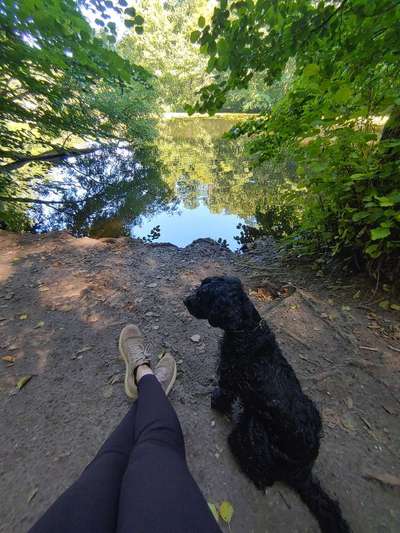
[118,0,213,112]
[0,0,157,230]
[118,0,280,113]
[0,0,151,156]
[191,0,400,277]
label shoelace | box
[127,341,151,360]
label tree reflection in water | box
[35,145,175,238]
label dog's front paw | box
[211,387,233,414]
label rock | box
[147,283,157,288]
[190,334,201,343]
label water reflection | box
[35,146,175,238]
[34,116,297,249]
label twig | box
[387,345,400,353]
[278,490,292,510]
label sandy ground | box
[0,230,399,533]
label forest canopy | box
[190,0,400,276]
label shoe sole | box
[119,328,137,399]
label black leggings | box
[29,375,221,533]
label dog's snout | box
[183,293,196,311]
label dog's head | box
[184,276,260,331]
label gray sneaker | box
[154,353,177,395]
[119,324,150,399]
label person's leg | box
[117,371,222,533]
[29,323,152,533]
[29,404,137,533]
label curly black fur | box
[184,276,350,533]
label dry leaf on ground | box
[16,375,33,390]
[219,501,234,524]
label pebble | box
[190,334,201,343]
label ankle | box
[135,363,153,384]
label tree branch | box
[313,0,349,34]
[0,196,66,205]
[0,146,101,173]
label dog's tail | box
[289,475,350,533]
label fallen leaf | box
[219,501,234,524]
[27,488,38,503]
[16,375,33,390]
[208,502,219,523]
[363,471,400,488]
[2,355,16,363]
[359,415,372,430]
[76,346,93,355]
[33,321,45,329]
[38,286,50,292]
[19,314,28,320]
[382,404,396,415]
[190,334,201,343]
[346,397,353,409]
[390,303,400,311]
[108,374,123,385]
[341,414,356,432]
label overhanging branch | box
[0,146,101,173]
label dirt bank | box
[0,230,399,532]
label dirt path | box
[0,230,399,533]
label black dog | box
[184,276,349,533]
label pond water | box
[37,115,291,250]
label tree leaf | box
[16,375,33,390]
[303,63,319,77]
[334,85,352,104]
[198,16,206,28]
[365,243,381,258]
[208,502,219,522]
[124,7,136,17]
[371,227,391,241]
[190,30,201,43]
[134,15,144,25]
[2,355,16,363]
[219,501,234,523]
